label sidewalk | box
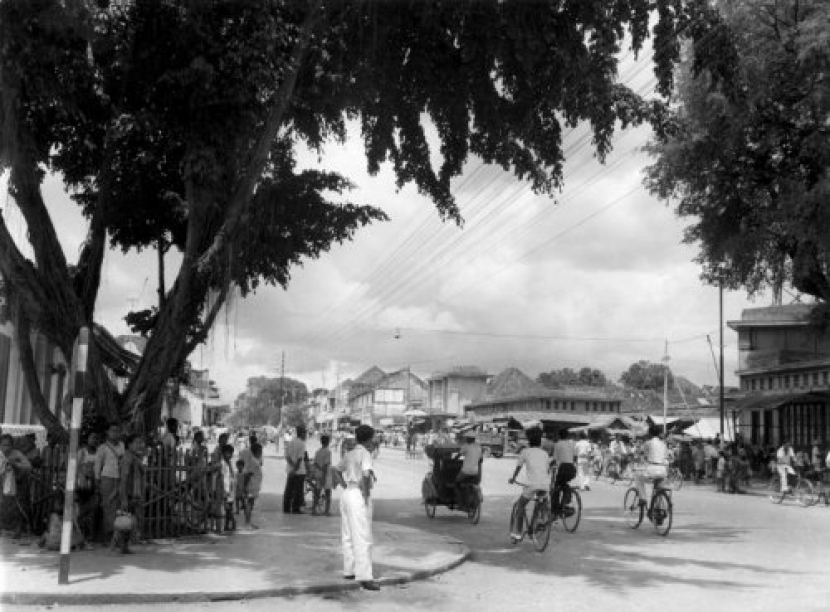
[0,494,469,605]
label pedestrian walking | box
[313,435,333,516]
[283,426,308,514]
[338,424,379,591]
[574,432,592,491]
[94,423,124,543]
[241,443,263,530]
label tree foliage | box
[537,366,608,389]
[619,360,673,391]
[0,0,707,435]
[645,0,830,312]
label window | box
[751,379,757,391]
[824,372,829,386]
[769,377,774,389]
[785,375,790,388]
[813,373,820,386]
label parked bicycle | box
[623,480,673,536]
[509,482,553,552]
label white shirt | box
[286,438,307,475]
[459,443,483,475]
[610,440,627,455]
[517,447,550,490]
[338,444,373,484]
[777,447,795,466]
[644,438,669,465]
[553,439,575,465]
[575,439,591,460]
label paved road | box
[8,441,830,611]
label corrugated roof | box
[486,367,546,399]
[466,410,592,424]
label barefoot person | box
[338,424,379,591]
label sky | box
[2,48,773,404]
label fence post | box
[58,327,89,585]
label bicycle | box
[767,469,814,506]
[623,478,673,537]
[805,470,830,507]
[458,478,483,524]
[666,464,684,491]
[509,482,554,552]
[550,465,582,533]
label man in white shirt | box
[283,426,307,514]
[508,428,550,540]
[338,424,379,591]
[776,440,796,493]
[574,432,593,491]
[454,434,483,506]
[633,430,669,507]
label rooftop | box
[728,304,815,330]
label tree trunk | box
[14,306,68,443]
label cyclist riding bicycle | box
[508,428,549,539]
[633,429,670,510]
[609,434,628,476]
[551,429,577,510]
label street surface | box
[7,441,830,611]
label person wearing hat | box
[337,424,379,591]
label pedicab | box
[421,443,483,524]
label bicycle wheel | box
[667,468,683,491]
[767,475,786,504]
[530,500,553,552]
[562,488,582,533]
[623,488,644,529]
[467,487,482,525]
[651,490,673,537]
[795,479,817,507]
[509,500,523,544]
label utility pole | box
[278,351,285,424]
[662,340,670,437]
[719,278,725,438]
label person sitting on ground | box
[242,443,264,529]
[312,435,333,516]
[632,429,669,511]
[453,433,483,506]
[508,428,549,540]
[0,434,32,539]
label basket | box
[114,511,135,532]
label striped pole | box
[58,327,89,585]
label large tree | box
[619,360,673,391]
[645,0,830,312]
[537,366,608,389]
[0,0,708,437]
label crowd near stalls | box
[0,418,265,549]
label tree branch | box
[196,0,322,274]
[184,283,230,357]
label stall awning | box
[467,411,592,425]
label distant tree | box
[280,404,306,429]
[538,367,608,389]
[645,0,830,316]
[619,360,673,391]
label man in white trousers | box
[574,431,592,491]
[338,424,379,591]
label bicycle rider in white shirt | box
[634,430,670,509]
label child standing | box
[235,459,247,514]
[220,445,236,532]
[242,443,263,530]
[312,435,333,516]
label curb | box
[2,539,471,606]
